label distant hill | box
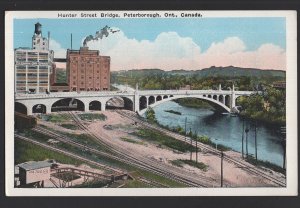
[193,66,285,78]
[112,66,286,78]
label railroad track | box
[116,110,286,187]
[31,123,214,187]
[15,134,122,177]
[32,126,124,174]
[66,111,217,187]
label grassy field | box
[120,137,144,145]
[43,114,70,123]
[246,156,285,175]
[122,180,152,188]
[170,159,208,171]
[133,128,198,153]
[60,123,79,130]
[17,127,189,187]
[78,113,107,121]
[15,139,83,166]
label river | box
[148,101,285,167]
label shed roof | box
[18,161,51,171]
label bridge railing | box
[15,90,256,99]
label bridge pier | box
[27,106,33,116]
[84,102,89,112]
[134,92,140,112]
[101,104,106,111]
[45,104,52,114]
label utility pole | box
[281,126,286,170]
[254,121,257,162]
[242,118,245,158]
[221,151,224,187]
[195,131,198,164]
[184,117,187,142]
[245,127,249,159]
[190,135,193,161]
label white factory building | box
[15,22,55,94]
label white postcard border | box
[5,10,298,196]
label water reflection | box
[148,101,284,167]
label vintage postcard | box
[5,10,297,196]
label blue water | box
[149,101,284,167]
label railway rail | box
[30,123,214,187]
[116,110,286,187]
[66,111,217,187]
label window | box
[104,77,107,79]
[81,64,84,67]
[73,81,76,85]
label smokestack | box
[34,22,42,35]
[71,33,72,50]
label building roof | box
[18,161,51,171]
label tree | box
[145,107,157,123]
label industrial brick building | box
[66,47,110,92]
[14,22,54,94]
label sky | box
[13,18,286,71]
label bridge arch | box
[163,95,168,99]
[148,96,155,105]
[139,96,147,111]
[105,96,133,111]
[219,95,224,104]
[32,104,46,114]
[156,95,162,102]
[139,94,231,115]
[51,98,85,112]
[89,100,102,111]
[225,95,230,107]
[213,95,218,100]
[15,102,27,114]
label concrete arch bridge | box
[15,86,254,116]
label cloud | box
[50,29,286,71]
[205,37,246,55]
[49,39,66,58]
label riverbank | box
[37,111,285,187]
[150,101,285,167]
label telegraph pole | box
[184,117,187,142]
[242,118,245,158]
[281,126,286,170]
[190,135,193,161]
[221,151,224,187]
[245,127,249,158]
[196,139,198,163]
[254,121,258,161]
